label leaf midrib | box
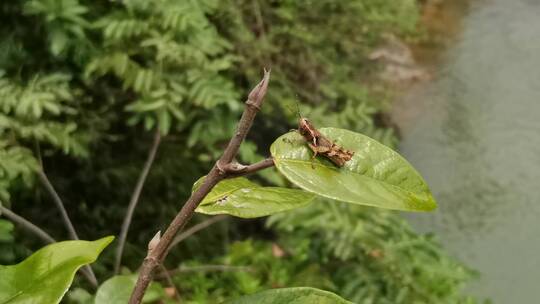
[275,157,431,200]
[201,184,261,205]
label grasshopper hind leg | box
[307,143,333,169]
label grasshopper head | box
[298,118,316,139]
[298,117,310,132]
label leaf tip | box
[96,235,115,249]
[418,196,437,212]
[426,201,438,211]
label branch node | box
[228,162,248,173]
[143,255,160,268]
[216,161,227,175]
[217,161,249,175]
[245,100,261,111]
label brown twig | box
[169,215,228,249]
[252,0,267,39]
[37,170,79,240]
[37,169,98,288]
[159,264,181,302]
[115,130,162,274]
[0,202,97,286]
[128,69,272,303]
[0,202,56,243]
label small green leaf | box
[94,275,166,304]
[67,288,94,304]
[49,29,69,56]
[224,287,353,304]
[270,128,436,211]
[194,177,315,218]
[157,109,171,135]
[0,236,114,304]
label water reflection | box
[395,0,540,302]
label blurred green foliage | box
[0,0,482,303]
[269,201,480,303]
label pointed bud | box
[229,162,247,172]
[147,230,161,255]
[247,68,271,106]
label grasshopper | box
[287,103,354,167]
[297,117,354,167]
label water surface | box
[395,0,540,302]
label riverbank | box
[373,0,473,134]
[365,0,473,143]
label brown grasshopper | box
[297,117,355,167]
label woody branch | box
[129,69,273,303]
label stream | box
[393,0,540,302]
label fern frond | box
[0,141,38,200]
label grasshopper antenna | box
[284,96,303,133]
[285,98,302,119]
[294,100,302,119]
[296,94,303,118]
[291,94,303,119]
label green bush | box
[269,201,479,304]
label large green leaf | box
[224,287,353,304]
[0,236,114,304]
[194,177,315,218]
[94,275,166,304]
[270,128,436,211]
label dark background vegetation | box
[0,0,481,303]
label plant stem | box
[37,169,98,287]
[155,265,253,279]
[159,264,181,302]
[128,69,271,304]
[169,215,228,249]
[115,130,162,274]
[37,170,79,240]
[0,203,97,286]
[0,203,56,243]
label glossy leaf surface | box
[194,177,315,218]
[224,287,352,304]
[0,236,114,304]
[271,128,436,211]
